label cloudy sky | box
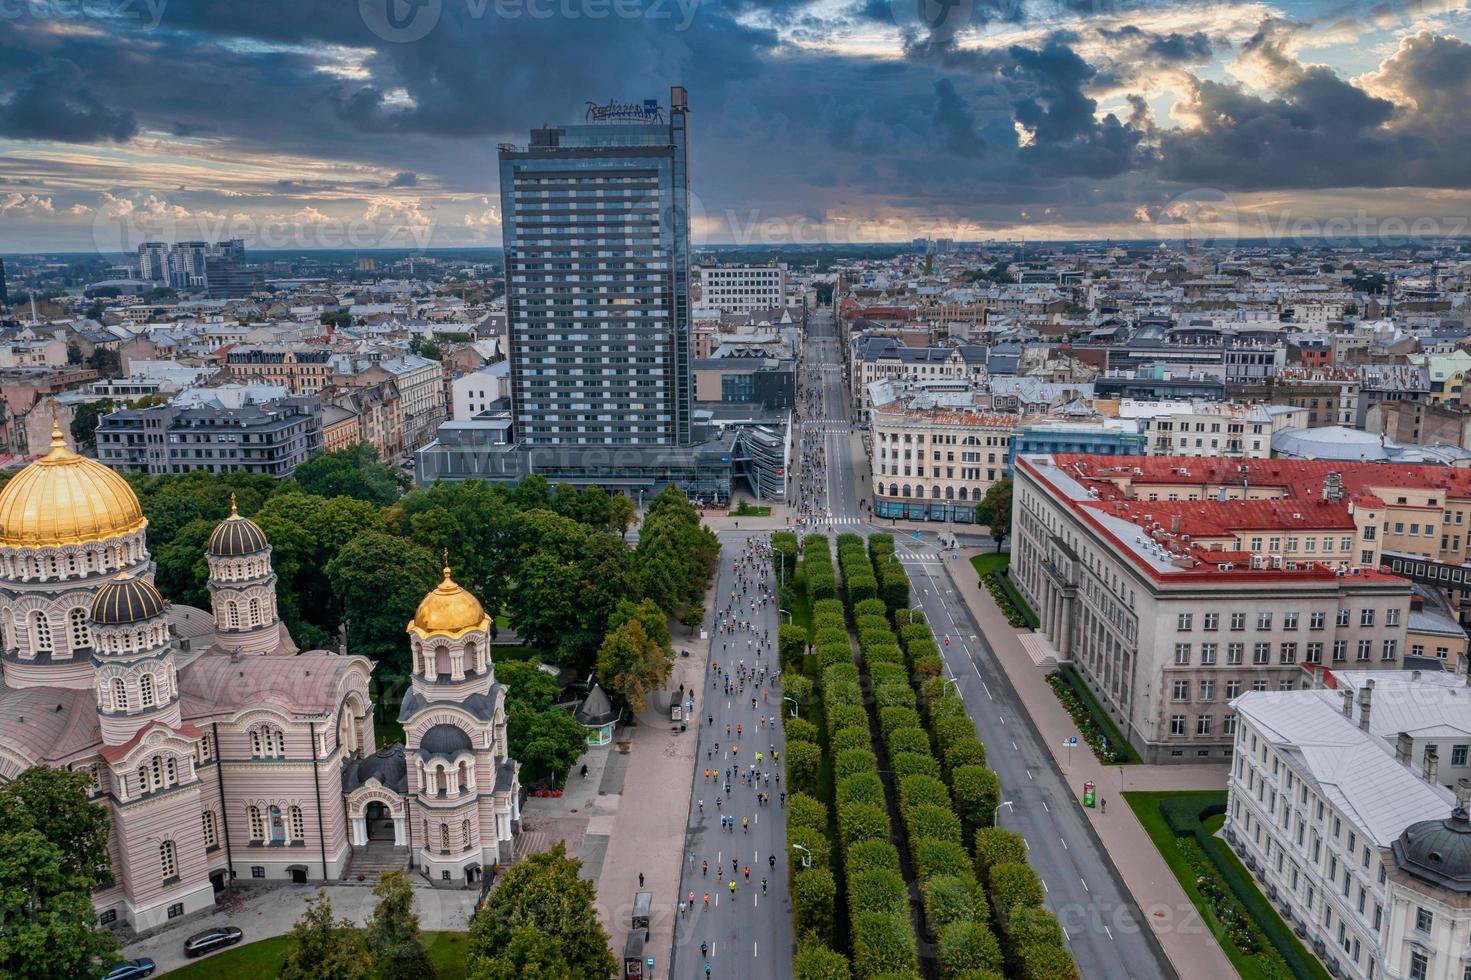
[2,0,1471,252]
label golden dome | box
[0,421,147,548]
[407,560,488,639]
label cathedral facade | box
[0,425,518,932]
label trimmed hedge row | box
[873,536,1075,980]
[781,535,844,968]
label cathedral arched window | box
[462,819,471,849]
[31,611,52,653]
[164,756,177,786]
[112,677,128,711]
[248,597,262,626]
[150,755,163,790]
[140,673,156,708]
[289,805,304,841]
[464,642,478,674]
[202,810,218,848]
[68,608,91,650]
[66,553,77,576]
[440,823,449,852]
[159,840,176,880]
[248,805,265,841]
[434,646,450,678]
[227,601,240,629]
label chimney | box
[1342,688,1354,717]
[1171,514,1182,534]
[1425,747,1441,785]
[1323,471,1344,501]
[1358,679,1375,731]
[1456,778,1471,817]
[1398,732,1414,765]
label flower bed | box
[1045,668,1139,764]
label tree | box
[976,478,1013,552]
[86,348,121,378]
[326,531,440,667]
[365,870,434,980]
[0,768,118,980]
[596,618,672,712]
[497,660,561,714]
[294,443,407,506]
[608,493,636,539]
[468,927,573,980]
[467,843,614,980]
[70,398,119,452]
[280,891,373,980]
[511,708,587,787]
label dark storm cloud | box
[1004,38,1146,177]
[0,62,137,143]
[1099,25,1214,63]
[389,172,420,188]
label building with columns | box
[1012,453,1420,763]
[0,423,518,934]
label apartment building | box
[1013,453,1417,763]
[96,397,323,477]
[1118,399,1284,458]
[697,264,785,313]
[850,334,989,409]
[225,346,334,394]
[870,383,1012,523]
[1228,671,1471,980]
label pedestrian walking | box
[638,872,645,888]
[702,860,708,877]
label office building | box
[137,243,170,283]
[698,264,785,313]
[1012,453,1422,763]
[498,87,692,447]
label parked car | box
[105,960,156,980]
[183,926,243,958]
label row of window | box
[1176,609,1398,631]
[1171,639,1398,667]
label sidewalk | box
[944,547,1237,980]
[589,601,711,977]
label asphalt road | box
[802,308,1174,980]
[671,530,793,980]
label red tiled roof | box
[99,720,204,763]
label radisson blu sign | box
[585,98,664,123]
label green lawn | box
[729,501,772,517]
[487,644,543,663]
[969,553,1010,576]
[162,929,470,979]
[1125,792,1329,980]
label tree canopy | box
[0,768,118,980]
[467,843,615,979]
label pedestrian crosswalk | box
[794,516,865,527]
[799,420,850,433]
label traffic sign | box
[1063,737,1079,746]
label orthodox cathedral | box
[0,424,519,931]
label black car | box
[183,925,243,958]
[105,960,156,980]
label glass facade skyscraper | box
[498,87,693,447]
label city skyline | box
[1,0,1470,250]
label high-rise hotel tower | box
[497,87,693,447]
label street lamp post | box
[791,843,812,869]
[994,800,1015,826]
[942,677,960,697]
[779,608,793,624]
[783,696,799,718]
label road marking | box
[1062,926,1071,941]
[1080,877,1089,892]
[754,941,759,958]
[1041,876,1047,892]
[1105,925,1114,940]
[1011,741,1018,751]
[999,715,1006,725]
[972,662,982,678]
[1041,800,1049,813]
[1060,837,1068,850]
[983,682,993,700]
[1027,770,1033,780]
